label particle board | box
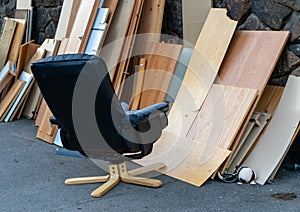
[138,42,183,108]
[244,75,300,185]
[183,0,212,46]
[215,30,290,173]
[0,18,17,69]
[7,19,27,64]
[165,9,237,137]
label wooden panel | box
[16,0,31,9]
[0,80,25,120]
[244,76,300,185]
[0,61,16,93]
[135,0,165,53]
[165,9,237,137]
[35,98,47,126]
[55,0,81,39]
[16,41,39,79]
[36,106,58,144]
[0,18,17,69]
[215,30,290,173]
[183,0,212,46]
[101,0,136,78]
[8,19,27,64]
[138,42,182,108]
[136,131,231,187]
[65,0,100,53]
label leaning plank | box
[101,0,136,78]
[16,0,31,9]
[7,19,27,64]
[136,131,231,187]
[137,85,256,186]
[244,76,300,185]
[138,42,183,108]
[166,8,237,136]
[0,61,16,94]
[183,0,212,46]
[215,30,290,173]
[0,18,17,69]
[0,80,25,121]
[35,98,47,126]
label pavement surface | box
[1,118,300,212]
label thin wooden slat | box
[130,58,146,110]
[215,31,290,173]
[0,18,17,69]
[244,76,300,185]
[183,0,212,46]
[138,42,183,108]
[7,19,27,64]
[166,9,237,137]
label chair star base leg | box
[64,162,165,198]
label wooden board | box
[0,61,16,93]
[16,0,31,9]
[16,41,39,79]
[0,80,25,120]
[244,76,300,185]
[0,18,17,69]
[136,84,256,186]
[7,19,27,64]
[65,0,100,53]
[165,9,237,137]
[135,131,231,187]
[215,30,290,173]
[35,98,47,126]
[135,0,166,53]
[138,42,183,108]
[36,106,58,144]
[101,0,136,78]
[183,0,212,46]
[55,0,81,40]
[130,58,146,110]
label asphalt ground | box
[1,118,300,211]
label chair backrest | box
[31,54,155,159]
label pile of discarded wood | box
[0,0,299,187]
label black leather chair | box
[31,54,169,197]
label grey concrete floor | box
[1,118,300,212]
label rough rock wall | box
[213,0,300,85]
[0,0,62,44]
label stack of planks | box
[1,0,299,187]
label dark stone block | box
[226,0,251,21]
[214,0,226,7]
[274,0,300,11]
[251,0,292,29]
[288,44,300,57]
[33,6,51,32]
[283,11,300,41]
[238,13,271,30]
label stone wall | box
[0,0,62,44]
[214,0,300,85]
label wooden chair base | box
[65,162,166,198]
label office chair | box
[31,54,169,197]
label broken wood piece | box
[0,61,16,94]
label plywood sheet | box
[8,19,27,64]
[215,30,290,173]
[244,76,300,185]
[183,0,212,46]
[165,9,237,137]
[0,18,17,69]
[138,42,183,108]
